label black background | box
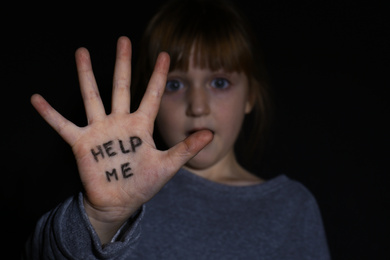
[2,0,389,258]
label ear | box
[244,81,257,114]
[245,98,253,114]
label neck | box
[183,151,263,186]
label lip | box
[186,128,214,137]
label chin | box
[185,150,219,171]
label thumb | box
[165,130,214,171]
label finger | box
[111,36,132,114]
[75,47,106,123]
[31,94,80,146]
[138,52,170,121]
[165,130,214,171]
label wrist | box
[83,197,131,244]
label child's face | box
[156,57,252,171]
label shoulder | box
[259,176,330,259]
[257,174,311,196]
[258,175,321,213]
[258,175,326,233]
[277,176,316,200]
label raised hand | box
[31,36,213,243]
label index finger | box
[137,52,170,119]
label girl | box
[26,0,330,259]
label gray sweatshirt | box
[25,169,330,259]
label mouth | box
[186,128,214,137]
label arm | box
[30,37,213,246]
[24,194,144,259]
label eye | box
[211,78,230,89]
[165,79,184,92]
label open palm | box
[31,37,213,239]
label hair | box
[132,0,273,171]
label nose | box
[186,86,210,117]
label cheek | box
[217,89,248,118]
[214,97,247,135]
[222,108,246,134]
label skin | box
[30,36,262,245]
[157,58,263,185]
[31,37,213,244]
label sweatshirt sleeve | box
[24,193,143,260]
